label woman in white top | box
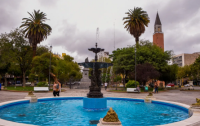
[105,82,108,90]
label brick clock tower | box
[153,12,164,51]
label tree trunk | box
[135,37,139,44]
[32,43,37,57]
[23,71,26,87]
[123,72,125,90]
[4,76,7,87]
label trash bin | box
[0,83,1,90]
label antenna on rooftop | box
[114,22,115,50]
[96,28,99,44]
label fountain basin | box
[0,97,199,126]
[83,97,107,110]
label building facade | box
[153,12,164,51]
[172,52,200,67]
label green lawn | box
[5,86,34,91]
[5,86,55,91]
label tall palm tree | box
[123,7,150,44]
[20,10,52,57]
[123,7,150,88]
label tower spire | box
[153,11,164,51]
[154,12,162,33]
[154,12,162,25]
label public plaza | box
[1,0,200,126]
[0,88,200,105]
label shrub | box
[36,81,48,87]
[126,80,139,88]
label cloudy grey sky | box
[0,0,200,62]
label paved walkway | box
[0,88,199,105]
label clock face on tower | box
[158,26,160,32]
[158,28,160,32]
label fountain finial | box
[192,98,200,106]
[103,108,119,122]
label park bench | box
[34,87,49,92]
[127,88,140,93]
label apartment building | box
[172,52,200,67]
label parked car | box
[25,82,32,86]
[184,84,194,87]
[73,81,80,85]
[16,81,21,84]
[7,81,12,85]
[167,83,175,87]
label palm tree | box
[20,10,52,57]
[123,7,150,44]
[123,7,150,88]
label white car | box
[25,82,31,86]
[184,84,193,87]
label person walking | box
[154,83,158,93]
[105,82,108,90]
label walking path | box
[0,88,199,105]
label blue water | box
[0,99,189,126]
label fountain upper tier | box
[78,62,112,69]
[78,43,112,99]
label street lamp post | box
[135,47,136,88]
[70,77,72,89]
[49,45,52,90]
[70,76,74,89]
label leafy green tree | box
[126,80,139,88]
[63,55,74,62]
[29,53,56,82]
[136,40,172,72]
[110,40,172,80]
[191,56,200,81]
[0,28,33,87]
[0,32,12,86]
[159,64,179,85]
[55,57,82,84]
[101,73,111,83]
[177,65,192,85]
[36,45,49,56]
[113,75,122,90]
[20,10,52,57]
[30,53,82,84]
[123,7,150,44]
[129,63,160,86]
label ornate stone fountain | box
[78,43,112,110]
